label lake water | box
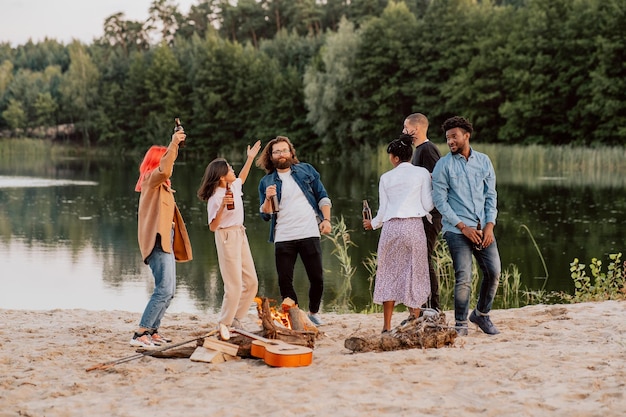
[1,146,624,313]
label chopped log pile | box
[344,309,457,353]
[144,297,319,363]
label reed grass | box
[361,252,382,314]
[498,265,523,309]
[0,137,112,159]
[324,216,357,312]
[0,137,58,156]
[474,144,626,188]
[518,224,548,290]
[376,143,626,188]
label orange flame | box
[255,297,292,329]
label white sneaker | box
[129,332,156,348]
[308,313,324,326]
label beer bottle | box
[269,194,280,214]
[473,220,483,251]
[362,200,372,221]
[225,183,235,210]
[174,117,185,148]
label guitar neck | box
[231,328,271,343]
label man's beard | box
[273,157,294,170]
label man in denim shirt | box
[256,136,332,326]
[432,116,501,336]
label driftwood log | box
[344,310,457,353]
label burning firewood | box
[344,310,457,353]
[254,297,319,348]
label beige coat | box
[137,141,192,264]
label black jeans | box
[423,209,443,310]
[275,237,324,313]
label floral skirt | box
[373,217,430,308]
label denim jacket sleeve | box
[291,163,331,219]
[258,172,278,242]
[258,172,278,222]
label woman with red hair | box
[130,129,192,348]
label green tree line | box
[0,0,624,156]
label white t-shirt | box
[207,178,245,228]
[274,170,320,243]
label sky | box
[1,0,197,47]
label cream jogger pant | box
[215,225,259,326]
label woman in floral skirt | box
[363,134,434,333]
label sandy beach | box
[1,300,625,416]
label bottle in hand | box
[269,194,280,214]
[174,117,185,148]
[473,220,483,251]
[225,183,235,210]
[362,200,372,221]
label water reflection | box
[0,238,199,312]
[0,176,98,188]
[1,145,625,314]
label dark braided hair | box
[386,133,413,162]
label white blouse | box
[371,162,434,230]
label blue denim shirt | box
[432,148,497,235]
[258,163,331,242]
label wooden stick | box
[85,330,218,372]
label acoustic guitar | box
[232,329,313,367]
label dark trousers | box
[423,209,443,310]
[275,237,324,313]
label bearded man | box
[256,136,332,326]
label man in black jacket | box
[403,113,443,311]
